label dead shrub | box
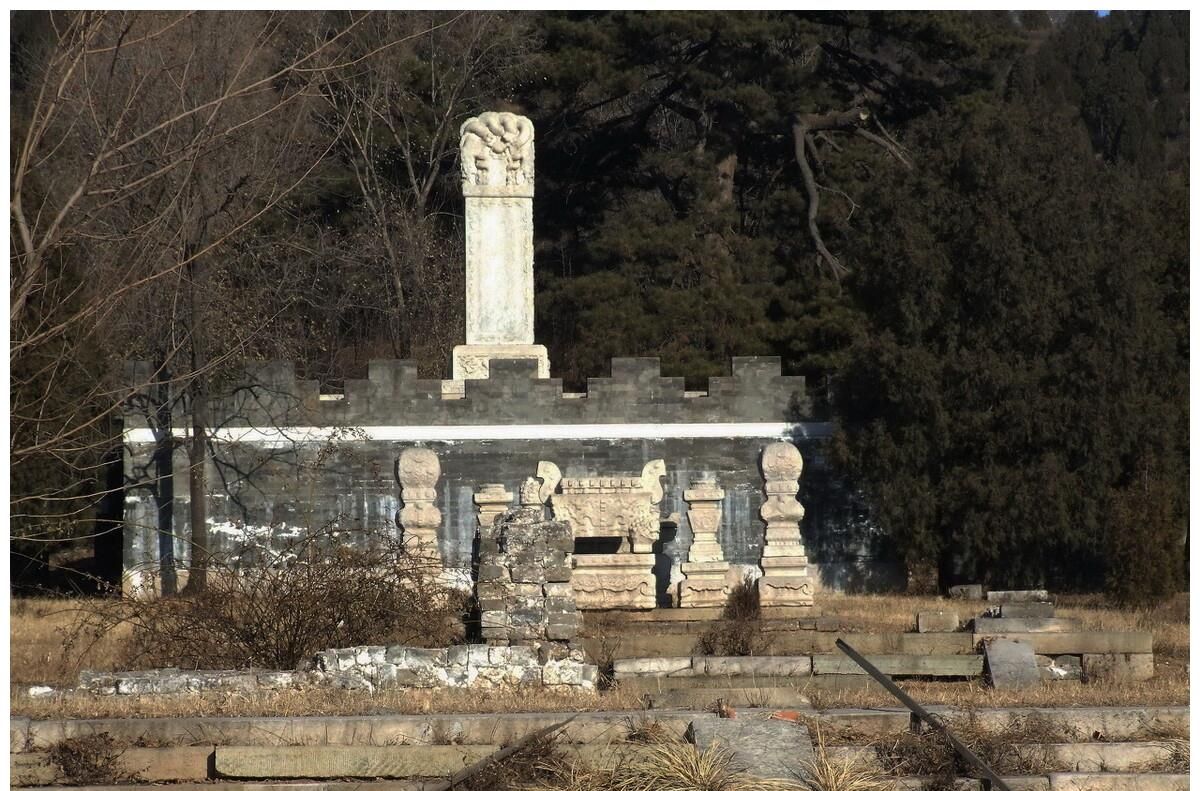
[696,577,771,656]
[49,733,140,786]
[68,523,465,671]
[871,710,1065,779]
[455,734,570,791]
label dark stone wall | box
[122,356,902,594]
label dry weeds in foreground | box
[12,593,1188,718]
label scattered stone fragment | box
[983,637,1041,689]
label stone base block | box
[758,557,814,608]
[678,561,736,608]
[572,553,655,610]
[449,344,549,385]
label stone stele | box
[757,441,814,608]
[678,478,736,608]
[451,110,548,384]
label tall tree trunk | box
[182,251,209,594]
[152,360,177,596]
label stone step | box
[1000,602,1056,618]
[19,784,434,791]
[584,630,975,659]
[618,673,874,693]
[987,590,1051,603]
[214,745,493,779]
[645,686,812,710]
[812,653,984,677]
[828,741,1181,773]
[974,632,1152,654]
[11,747,212,786]
[612,654,813,678]
[975,617,1083,633]
[1047,773,1188,791]
[10,712,694,753]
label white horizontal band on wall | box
[124,422,829,446]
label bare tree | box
[9,11,448,592]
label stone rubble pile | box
[75,644,597,697]
[477,495,582,644]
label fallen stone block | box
[1082,653,1155,682]
[975,617,1082,634]
[983,638,1041,689]
[917,610,960,632]
[987,589,1051,603]
[688,716,815,779]
[948,584,984,600]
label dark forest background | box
[10,11,1188,602]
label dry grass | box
[797,725,894,791]
[13,592,1188,717]
[11,597,130,687]
[870,711,1065,779]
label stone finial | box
[535,460,562,504]
[459,112,534,188]
[397,447,443,561]
[757,441,813,608]
[640,459,666,504]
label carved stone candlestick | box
[757,441,814,608]
[678,477,734,608]
[397,447,443,564]
[451,111,549,386]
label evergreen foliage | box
[10,11,1187,599]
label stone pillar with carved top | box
[757,441,815,608]
[474,483,514,538]
[678,477,735,608]
[397,447,444,566]
[450,110,549,392]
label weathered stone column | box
[397,447,443,564]
[678,477,735,608]
[757,441,814,608]
[450,111,549,386]
[474,483,514,537]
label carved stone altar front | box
[534,459,665,610]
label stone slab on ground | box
[974,617,1083,634]
[1047,773,1189,791]
[977,632,1152,655]
[688,716,815,779]
[1082,652,1155,682]
[987,590,1051,603]
[647,687,812,710]
[214,745,496,779]
[917,610,960,632]
[620,674,871,695]
[612,656,695,677]
[1000,602,1056,618]
[983,638,1041,689]
[812,653,983,677]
